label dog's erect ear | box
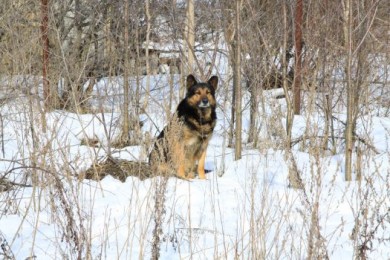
[186,74,197,90]
[208,76,218,91]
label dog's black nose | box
[202,98,208,104]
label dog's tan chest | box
[185,135,199,147]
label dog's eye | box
[195,92,201,95]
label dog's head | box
[186,74,218,108]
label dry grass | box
[81,157,153,182]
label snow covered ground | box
[0,73,389,259]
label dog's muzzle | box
[198,98,210,108]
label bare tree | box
[282,1,303,189]
[222,10,235,148]
[220,0,242,158]
[343,0,355,181]
[120,0,131,145]
[39,0,50,132]
[343,0,378,181]
[185,0,195,75]
[233,0,242,160]
[293,0,303,115]
[144,0,151,108]
[41,0,50,110]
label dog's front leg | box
[175,141,187,179]
[197,149,207,179]
[177,163,186,179]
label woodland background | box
[0,0,389,259]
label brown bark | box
[185,0,195,73]
[234,0,242,160]
[144,0,151,109]
[293,0,303,115]
[343,0,353,181]
[41,0,50,109]
[121,0,130,145]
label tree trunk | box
[41,0,50,108]
[247,78,258,145]
[144,0,151,109]
[282,2,293,145]
[40,0,49,131]
[343,0,353,181]
[134,8,142,144]
[283,1,302,189]
[224,16,235,148]
[121,0,130,145]
[186,0,195,73]
[293,0,303,115]
[234,0,242,160]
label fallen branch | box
[291,134,380,154]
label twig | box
[291,134,380,154]
[0,230,16,260]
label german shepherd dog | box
[149,75,218,179]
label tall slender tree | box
[293,0,303,115]
[40,0,50,132]
[234,0,242,160]
[144,0,151,108]
[186,0,195,73]
[120,0,131,145]
[41,0,50,109]
[343,0,353,181]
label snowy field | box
[0,72,389,259]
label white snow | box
[0,72,389,259]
